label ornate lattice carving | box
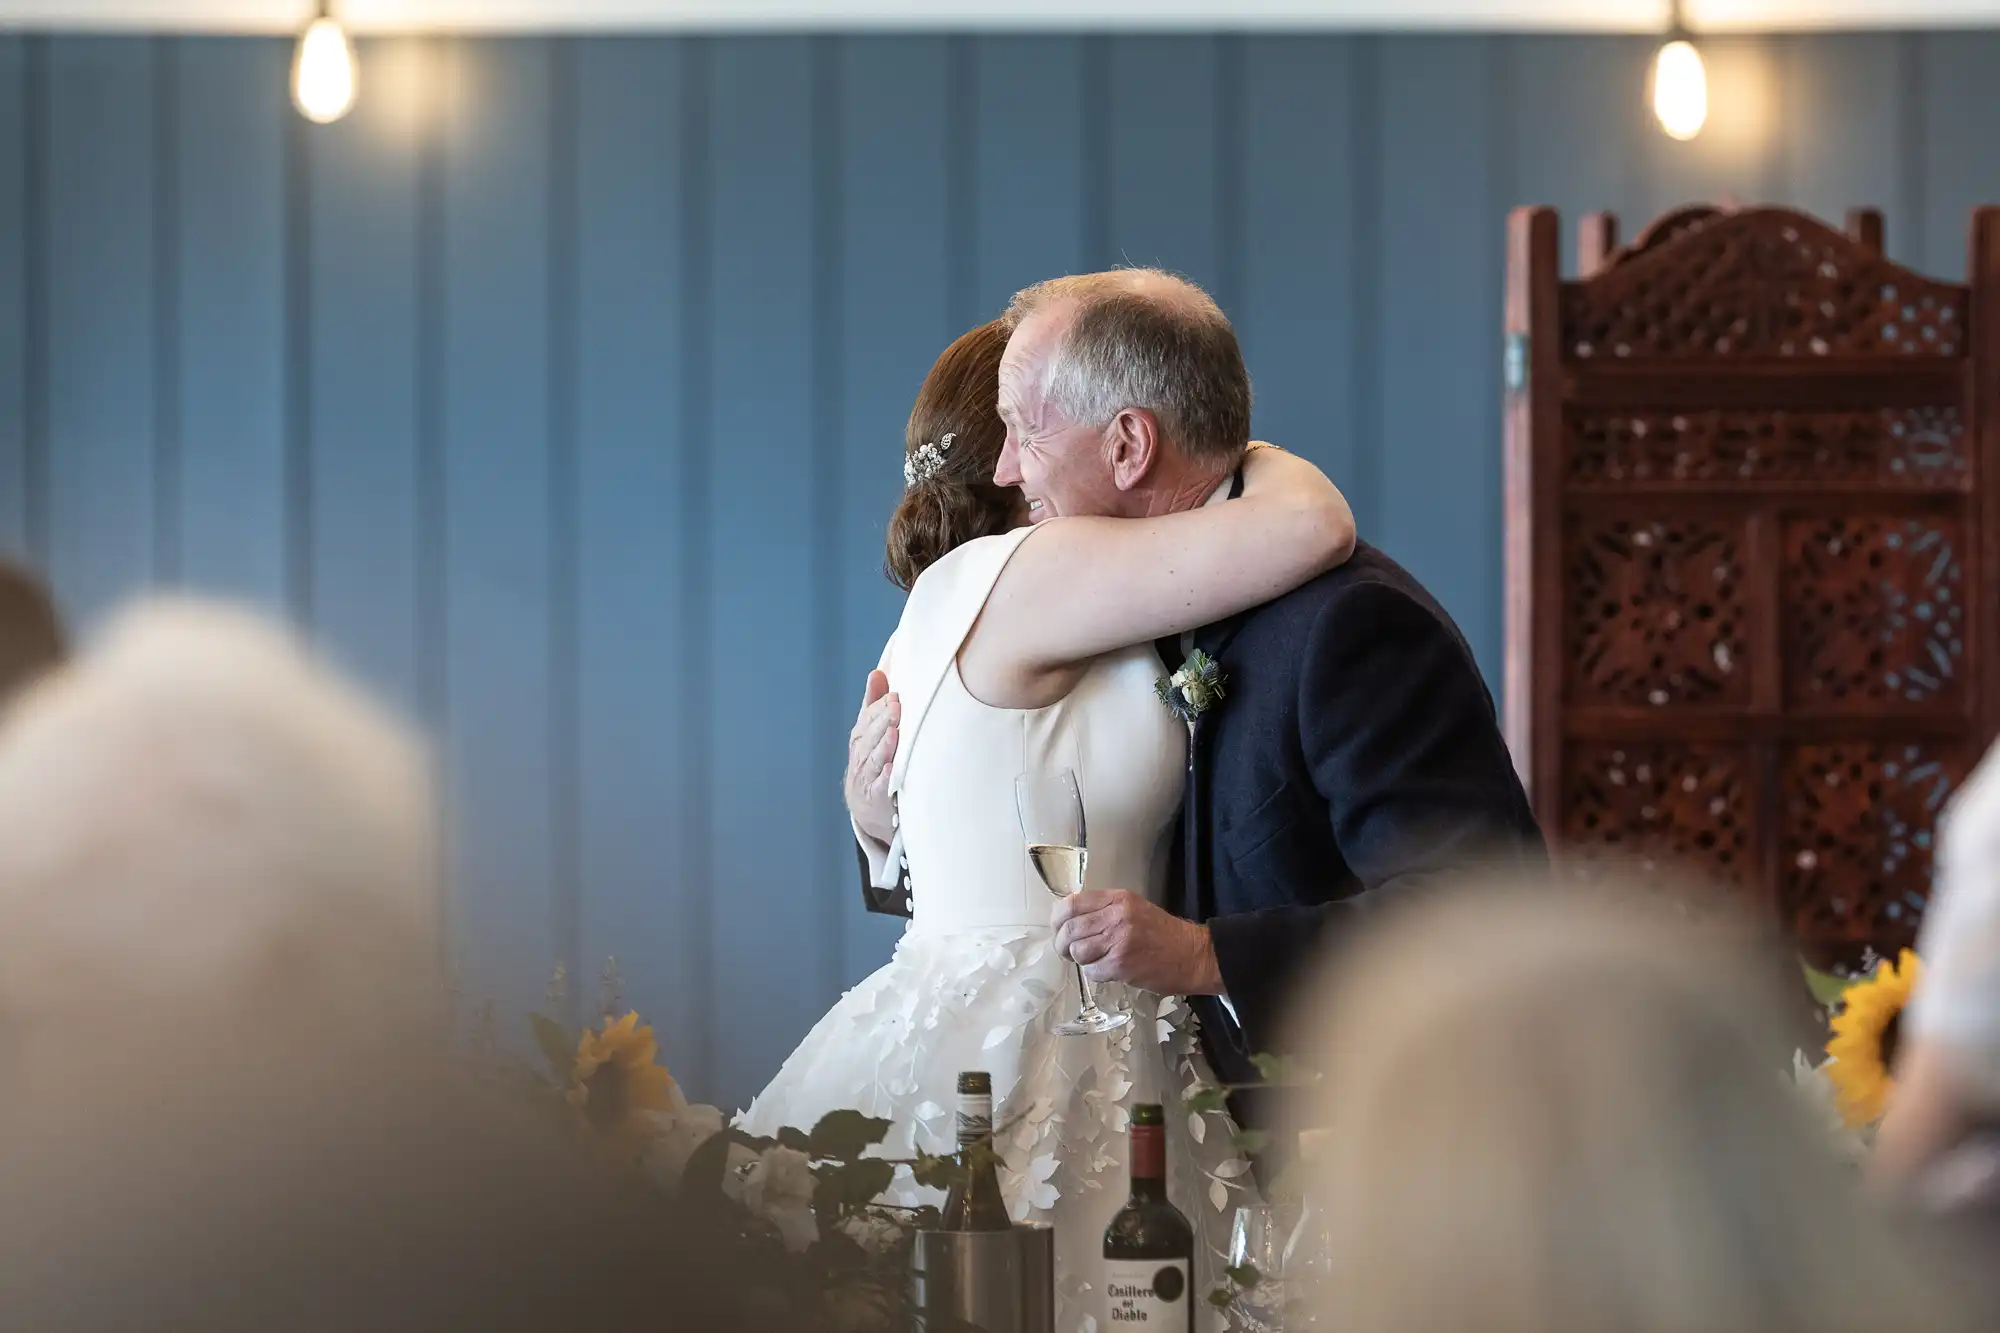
[1562,210,1966,359]
[1568,518,1749,707]
[1783,516,1966,708]
[1782,743,1970,959]
[1563,744,1753,885]
[1567,407,1969,487]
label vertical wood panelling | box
[707,36,821,1111]
[1376,36,1507,682]
[1509,35,1648,273]
[573,38,705,1078]
[836,35,954,984]
[971,37,1087,314]
[1916,32,2000,280]
[175,37,287,609]
[15,30,1999,1104]
[0,38,27,559]
[305,37,429,712]
[1236,36,1360,486]
[439,37,557,1023]
[1105,37,1220,296]
[1780,35,1907,253]
[44,38,155,625]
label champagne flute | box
[1227,1205,1290,1333]
[1015,768,1129,1036]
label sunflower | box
[1824,949,1923,1129]
[567,1011,684,1136]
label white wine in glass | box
[1015,768,1129,1037]
[1026,842,1087,894]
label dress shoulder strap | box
[885,526,1038,799]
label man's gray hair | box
[1005,268,1251,467]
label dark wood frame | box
[1504,203,2000,967]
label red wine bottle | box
[941,1071,1012,1232]
[1103,1103,1194,1329]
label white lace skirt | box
[738,926,1256,1333]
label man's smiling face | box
[993,304,1124,522]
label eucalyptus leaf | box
[1226,1264,1262,1289]
[809,1109,894,1161]
[911,1152,963,1192]
[1184,1087,1230,1115]
[528,1012,575,1082]
[1208,1289,1238,1310]
[831,1157,897,1208]
[1801,959,1859,1009]
[681,1131,736,1200]
[1230,1129,1272,1157]
[1249,1053,1318,1086]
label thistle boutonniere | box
[1156,649,1226,727]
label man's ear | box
[1106,408,1162,492]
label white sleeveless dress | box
[738,527,1256,1333]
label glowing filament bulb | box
[1651,38,1708,141]
[293,16,358,125]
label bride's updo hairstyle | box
[885,320,1020,591]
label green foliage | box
[1230,1129,1272,1157]
[527,1012,575,1083]
[809,1109,894,1161]
[1249,1052,1319,1087]
[909,1150,964,1193]
[820,1158,898,1214]
[1802,959,1861,1009]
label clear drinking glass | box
[1227,1205,1290,1333]
[1014,768,1129,1036]
[1280,1192,1334,1331]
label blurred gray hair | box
[1006,268,1252,467]
[1288,877,1983,1333]
[0,594,440,1035]
[0,598,756,1332]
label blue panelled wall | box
[3,31,1999,1109]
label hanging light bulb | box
[292,3,358,125]
[1650,0,1707,141]
[1651,36,1708,141]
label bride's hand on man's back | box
[846,670,899,844]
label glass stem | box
[1075,963,1103,1016]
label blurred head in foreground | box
[0,596,438,1035]
[1294,878,1976,1333]
[0,560,64,705]
[0,597,736,1330]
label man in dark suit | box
[847,269,1545,1134]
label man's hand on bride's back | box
[846,670,899,845]
[1051,889,1224,997]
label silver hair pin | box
[903,432,957,489]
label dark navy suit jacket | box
[1158,538,1546,1102]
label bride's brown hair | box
[885,321,1021,591]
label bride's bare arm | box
[963,444,1354,702]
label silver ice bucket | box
[909,1223,1054,1333]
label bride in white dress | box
[739,318,1355,1330]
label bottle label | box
[1104,1259,1191,1328]
[956,1093,993,1144]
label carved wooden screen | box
[1504,204,2000,969]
